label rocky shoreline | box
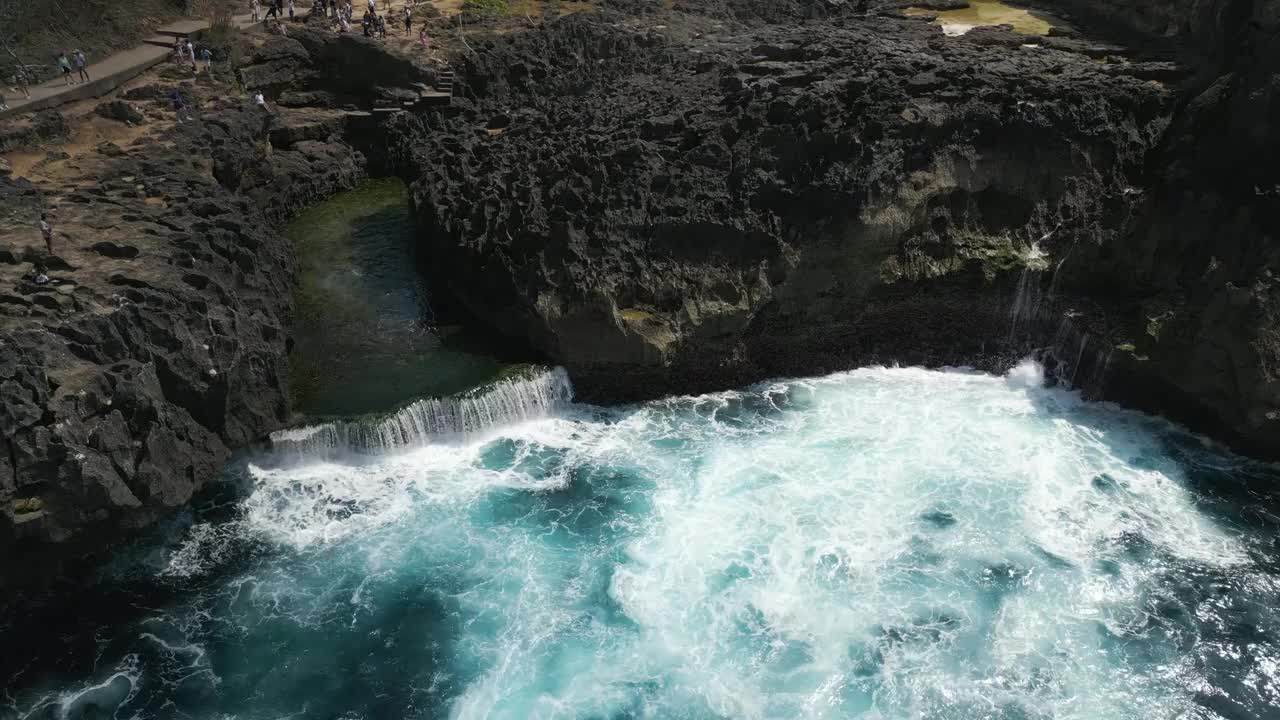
[394,7,1172,400]
[1,0,1277,586]
[0,27,438,587]
[397,0,1277,455]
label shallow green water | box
[286,178,515,418]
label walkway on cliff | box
[0,12,308,121]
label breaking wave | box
[6,364,1280,720]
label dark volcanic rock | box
[395,11,1170,403]
[1048,0,1280,458]
[396,1,1280,457]
[0,27,445,588]
[0,106,365,587]
[95,100,146,125]
[238,27,433,104]
[0,110,70,153]
[122,84,172,101]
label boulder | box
[95,100,146,125]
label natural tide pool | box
[904,0,1063,37]
[3,363,1279,719]
[286,178,520,419]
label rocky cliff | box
[1049,0,1280,456]
[0,109,364,586]
[0,29,436,587]
[397,0,1277,455]
[1,0,1275,587]
[394,7,1171,395]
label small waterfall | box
[1007,268,1044,341]
[1069,333,1089,387]
[1041,314,1114,398]
[271,367,574,457]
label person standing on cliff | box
[169,88,191,123]
[288,0,296,22]
[201,46,214,74]
[73,50,89,84]
[403,5,412,36]
[57,52,73,86]
[251,0,261,21]
[38,213,53,255]
[15,66,31,99]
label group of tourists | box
[55,50,90,86]
[310,0,423,42]
[4,50,89,111]
[251,0,298,22]
[173,37,215,74]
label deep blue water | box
[3,364,1280,719]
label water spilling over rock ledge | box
[0,0,1277,586]
[269,366,575,458]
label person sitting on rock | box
[38,212,53,255]
[30,262,49,286]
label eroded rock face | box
[0,27,449,587]
[398,1,1279,455]
[0,110,70,153]
[238,27,435,106]
[0,106,365,586]
[1052,0,1280,456]
[395,10,1172,400]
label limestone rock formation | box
[395,10,1170,398]
[396,0,1278,456]
[0,106,363,588]
[1052,0,1280,456]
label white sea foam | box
[132,363,1267,719]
